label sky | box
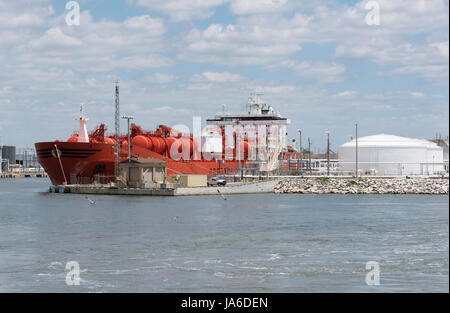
[0,0,448,152]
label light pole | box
[298,129,302,171]
[24,149,27,172]
[114,81,120,186]
[236,122,242,180]
[355,123,358,179]
[325,131,330,176]
[308,137,312,175]
[121,115,134,162]
[432,155,435,175]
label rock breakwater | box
[274,178,449,195]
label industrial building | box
[1,145,45,176]
[338,134,445,176]
[1,145,16,173]
[1,146,43,173]
[431,137,449,172]
[281,152,339,174]
[119,158,168,188]
[15,148,41,169]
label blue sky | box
[0,0,448,152]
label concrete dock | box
[175,179,280,196]
[48,176,450,196]
[1,171,48,179]
[49,179,281,196]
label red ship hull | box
[35,141,243,186]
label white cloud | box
[9,11,170,73]
[0,4,175,145]
[179,21,303,66]
[136,0,227,22]
[355,0,449,32]
[408,91,425,99]
[337,91,357,97]
[192,71,245,83]
[276,60,346,83]
[115,55,173,70]
[178,0,448,83]
[295,61,346,83]
[251,85,296,94]
[30,27,82,48]
[5,13,46,27]
[0,86,12,95]
[123,15,166,35]
[230,0,289,15]
[431,41,449,58]
[365,91,427,100]
[0,0,447,147]
[389,64,449,82]
[0,1,53,28]
[143,73,179,84]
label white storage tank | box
[338,134,444,175]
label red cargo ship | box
[35,95,296,186]
[35,123,245,186]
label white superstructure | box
[206,94,290,172]
[338,134,445,175]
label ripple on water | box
[0,179,448,292]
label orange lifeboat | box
[104,137,116,145]
[68,135,78,142]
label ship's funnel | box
[78,105,89,143]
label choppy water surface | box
[0,178,448,292]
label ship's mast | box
[114,80,120,186]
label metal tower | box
[115,80,120,185]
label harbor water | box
[0,178,448,292]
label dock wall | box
[49,179,281,196]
